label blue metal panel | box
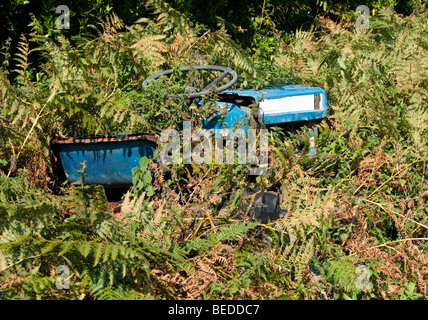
[202,102,248,134]
[56,138,157,185]
[262,110,325,125]
[308,126,318,156]
[202,85,328,130]
[225,85,328,125]
[225,85,327,102]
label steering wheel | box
[142,65,238,99]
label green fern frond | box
[210,221,259,244]
[13,34,31,86]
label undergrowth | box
[1,1,427,300]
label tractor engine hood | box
[218,85,328,126]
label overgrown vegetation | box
[1,0,427,300]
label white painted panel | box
[259,94,315,114]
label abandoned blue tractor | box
[53,65,327,187]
